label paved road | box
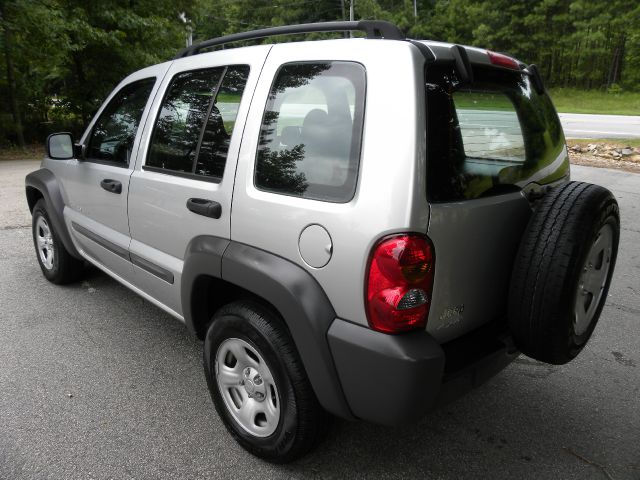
[457,109,640,140]
[559,113,640,139]
[1,160,639,479]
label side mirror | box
[46,132,75,160]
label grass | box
[548,88,640,116]
[454,88,640,116]
[216,92,241,103]
[0,144,44,161]
[453,91,515,111]
[565,138,640,148]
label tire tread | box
[205,300,329,463]
[508,181,619,364]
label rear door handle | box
[186,198,222,219]
[100,179,122,194]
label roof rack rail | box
[174,20,405,59]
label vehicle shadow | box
[279,376,619,479]
[67,266,633,479]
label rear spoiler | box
[420,41,546,93]
[525,64,546,94]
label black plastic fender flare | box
[181,238,354,420]
[25,168,81,260]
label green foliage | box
[0,0,191,145]
[418,0,640,91]
[0,0,638,146]
[549,88,640,115]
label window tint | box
[255,62,366,203]
[147,65,249,179]
[195,65,250,177]
[147,69,224,173]
[86,78,155,165]
[426,65,567,202]
[453,91,525,162]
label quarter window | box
[255,62,366,203]
[146,65,249,180]
[86,78,155,166]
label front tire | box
[31,199,84,284]
[203,300,328,463]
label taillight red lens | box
[487,51,520,70]
[366,234,435,334]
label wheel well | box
[190,275,283,340]
[26,186,43,213]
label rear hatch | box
[422,47,569,342]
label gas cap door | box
[298,224,332,268]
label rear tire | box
[31,199,84,284]
[508,181,619,364]
[203,300,328,463]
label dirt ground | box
[567,142,640,173]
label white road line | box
[567,129,639,135]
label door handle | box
[186,198,222,219]
[100,179,122,194]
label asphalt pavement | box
[1,160,639,479]
[559,113,640,139]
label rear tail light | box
[365,234,435,334]
[487,51,520,70]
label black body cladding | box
[25,169,81,260]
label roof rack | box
[174,20,405,59]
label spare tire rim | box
[215,338,280,437]
[35,216,55,270]
[574,223,614,336]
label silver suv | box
[26,21,620,463]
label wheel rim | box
[574,223,614,336]
[35,216,55,270]
[215,338,280,437]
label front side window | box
[255,62,366,203]
[86,78,155,165]
[146,65,249,180]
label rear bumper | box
[327,318,518,426]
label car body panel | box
[230,39,430,328]
[125,45,272,316]
[426,193,532,342]
[41,62,170,280]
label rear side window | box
[195,66,249,177]
[255,61,366,203]
[426,65,567,202]
[146,65,249,180]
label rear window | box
[426,65,567,202]
[453,91,526,163]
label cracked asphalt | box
[1,159,638,479]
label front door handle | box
[186,198,222,219]
[100,179,122,194]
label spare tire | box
[508,181,619,365]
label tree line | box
[1,0,638,147]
